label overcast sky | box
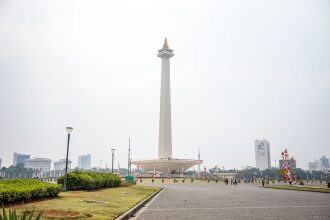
[0,0,329,170]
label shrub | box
[0,179,62,204]
[57,170,121,190]
[57,171,95,190]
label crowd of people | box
[223,178,273,188]
[261,179,270,187]
[224,178,238,185]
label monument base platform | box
[131,158,203,174]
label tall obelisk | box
[157,38,174,159]
[132,39,203,174]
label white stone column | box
[157,39,174,159]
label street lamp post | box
[63,126,73,191]
[128,138,131,177]
[111,148,115,173]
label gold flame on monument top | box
[163,38,169,49]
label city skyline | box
[3,149,329,171]
[0,0,329,169]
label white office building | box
[78,154,91,170]
[53,159,72,171]
[24,158,52,172]
[255,139,271,170]
[308,156,329,171]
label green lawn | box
[268,184,330,193]
[6,185,159,219]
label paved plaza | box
[134,182,330,220]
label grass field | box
[268,184,330,193]
[6,185,159,219]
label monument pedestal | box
[132,158,202,175]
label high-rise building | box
[0,158,2,168]
[13,153,30,166]
[78,154,91,170]
[24,158,52,172]
[320,155,329,169]
[255,139,271,170]
[53,159,72,171]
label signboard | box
[256,143,265,156]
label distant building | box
[279,159,296,170]
[213,172,237,179]
[255,139,271,170]
[24,158,52,172]
[308,160,320,170]
[245,166,255,170]
[320,155,329,169]
[13,153,30,166]
[53,159,72,171]
[0,158,2,168]
[209,165,221,173]
[78,154,91,170]
[308,155,329,171]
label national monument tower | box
[158,38,173,159]
[132,39,202,174]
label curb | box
[116,187,164,220]
[267,186,330,193]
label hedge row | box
[0,178,62,204]
[57,170,121,190]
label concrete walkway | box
[134,182,330,220]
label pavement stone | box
[135,182,330,220]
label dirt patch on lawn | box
[44,209,92,219]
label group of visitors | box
[224,178,238,185]
[244,179,255,183]
[261,179,269,187]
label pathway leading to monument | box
[134,182,330,220]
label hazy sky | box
[0,0,329,170]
